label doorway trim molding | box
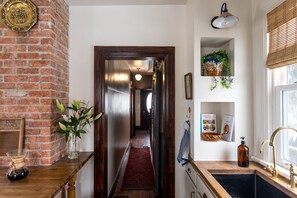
[94,46,175,197]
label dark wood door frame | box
[94,46,175,198]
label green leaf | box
[73,100,81,109]
[78,129,87,134]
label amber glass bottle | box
[238,137,249,167]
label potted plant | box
[55,99,102,159]
[201,50,233,90]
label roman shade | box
[266,0,297,69]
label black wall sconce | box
[211,2,239,29]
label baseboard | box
[108,142,131,198]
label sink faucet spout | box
[260,126,297,178]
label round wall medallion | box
[0,0,38,33]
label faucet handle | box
[286,163,295,170]
[286,163,297,189]
[264,165,273,172]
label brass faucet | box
[260,126,297,179]
[286,163,297,189]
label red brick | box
[40,99,54,105]
[0,98,17,104]
[41,143,52,150]
[28,106,51,112]
[16,38,40,44]
[28,76,40,82]
[26,143,41,149]
[36,136,52,142]
[17,68,39,74]
[17,98,40,105]
[4,45,27,52]
[3,30,22,37]
[0,68,14,74]
[0,83,15,89]
[23,113,41,119]
[3,60,27,67]
[17,53,40,59]
[0,53,14,59]
[0,0,69,166]
[29,90,53,97]
[41,38,53,45]
[4,76,28,82]
[29,60,50,67]
[8,106,28,112]
[0,38,15,44]
[16,83,39,89]
[40,128,52,135]
[27,120,51,127]
[28,46,50,52]
[33,0,51,7]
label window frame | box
[274,81,297,167]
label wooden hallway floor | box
[113,130,155,198]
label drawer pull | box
[191,191,195,198]
[203,193,208,198]
[187,168,191,173]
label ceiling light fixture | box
[135,68,142,81]
[211,2,239,29]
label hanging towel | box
[177,120,190,166]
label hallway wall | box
[106,60,131,194]
[69,4,188,197]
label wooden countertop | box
[0,152,93,198]
[191,161,297,198]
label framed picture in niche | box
[184,72,193,100]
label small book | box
[200,114,217,133]
[221,114,235,142]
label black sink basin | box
[212,174,291,198]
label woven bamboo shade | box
[266,0,297,69]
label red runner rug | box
[122,147,154,190]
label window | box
[274,64,297,165]
[146,92,152,113]
[267,0,297,166]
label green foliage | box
[202,50,234,90]
[211,77,219,91]
[55,99,103,142]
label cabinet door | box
[185,171,197,198]
[196,175,216,198]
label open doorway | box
[94,47,175,198]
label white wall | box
[69,1,254,196]
[192,0,253,161]
[69,5,188,197]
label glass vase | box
[6,149,29,181]
[68,133,79,159]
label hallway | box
[114,130,155,198]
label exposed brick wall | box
[0,0,69,166]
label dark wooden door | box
[151,62,162,196]
[140,90,151,130]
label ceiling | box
[66,0,186,6]
[125,60,154,75]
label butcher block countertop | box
[191,161,297,198]
[0,152,93,198]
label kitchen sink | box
[212,174,291,198]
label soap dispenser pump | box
[238,137,249,167]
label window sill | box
[251,156,291,181]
